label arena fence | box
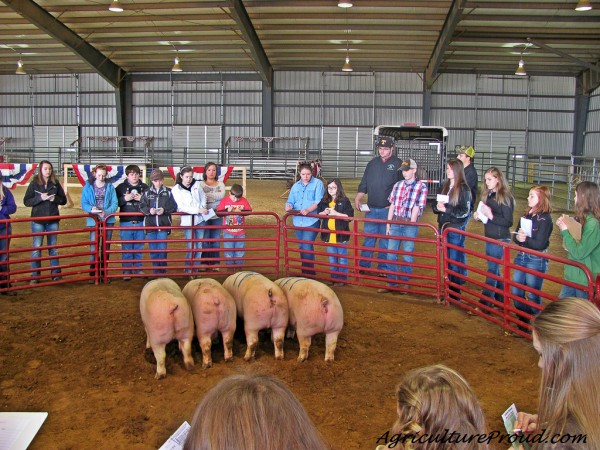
[2,213,598,341]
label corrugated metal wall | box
[0,71,592,164]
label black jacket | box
[139,185,178,233]
[482,191,514,240]
[116,180,149,223]
[23,178,67,224]
[432,183,472,229]
[316,197,354,243]
[513,211,552,251]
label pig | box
[274,277,344,362]
[140,278,195,379]
[223,271,288,361]
[182,278,236,369]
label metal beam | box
[0,0,125,88]
[573,74,589,158]
[228,0,273,87]
[425,0,468,89]
[115,76,133,138]
[527,38,600,73]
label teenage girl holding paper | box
[511,185,553,328]
[556,181,600,299]
[473,167,514,310]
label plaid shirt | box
[388,179,428,220]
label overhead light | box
[515,58,527,76]
[575,0,592,10]
[109,0,123,12]
[342,56,352,72]
[171,56,182,72]
[338,1,353,7]
[15,59,26,75]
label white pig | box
[223,271,288,361]
[182,278,236,369]
[140,278,195,379]
[275,277,344,362]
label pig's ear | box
[268,288,272,298]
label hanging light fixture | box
[342,56,352,72]
[515,56,526,76]
[338,1,353,7]
[341,10,352,72]
[575,0,592,11]
[109,0,123,12]
[15,58,26,75]
[171,56,182,72]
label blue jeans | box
[445,223,468,286]
[223,231,245,265]
[0,224,11,288]
[327,242,348,280]
[559,284,589,300]
[202,217,221,265]
[512,252,549,316]
[147,230,169,273]
[295,222,319,275]
[359,207,389,270]
[31,221,61,278]
[386,223,418,286]
[120,221,145,273]
[184,227,204,270]
[481,238,510,306]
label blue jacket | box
[286,176,325,227]
[81,182,118,227]
[0,187,17,232]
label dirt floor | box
[1,177,567,450]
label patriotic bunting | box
[0,163,38,189]
[72,164,127,187]
[166,166,234,184]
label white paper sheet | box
[201,208,217,222]
[159,421,190,450]
[359,204,370,212]
[436,194,449,203]
[0,412,48,450]
[476,201,489,224]
[520,217,533,238]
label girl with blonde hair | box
[556,181,600,299]
[515,297,600,448]
[184,373,328,450]
[384,364,488,450]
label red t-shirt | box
[217,196,252,236]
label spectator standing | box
[115,164,148,280]
[216,183,252,266]
[456,145,478,208]
[511,185,553,330]
[316,178,354,286]
[556,181,600,299]
[199,162,226,269]
[139,169,178,274]
[23,160,67,283]
[378,159,428,294]
[513,297,600,449]
[0,185,17,295]
[355,136,401,274]
[432,159,472,301]
[80,164,118,281]
[474,167,514,310]
[172,166,208,277]
[285,162,325,276]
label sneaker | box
[377,288,390,294]
[52,276,63,281]
[123,276,131,281]
[333,282,346,287]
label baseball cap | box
[150,169,165,181]
[457,145,475,158]
[376,136,395,148]
[400,159,417,171]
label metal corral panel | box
[78,73,113,92]
[430,109,476,129]
[322,126,373,178]
[530,112,573,132]
[477,76,528,95]
[476,110,527,130]
[377,72,423,92]
[225,105,262,125]
[528,132,573,157]
[276,71,323,90]
[432,93,476,108]
[530,76,575,97]
[133,106,171,126]
[322,72,375,91]
[433,74,477,93]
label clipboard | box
[561,214,582,241]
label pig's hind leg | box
[198,335,213,369]
[324,331,339,362]
[272,326,286,360]
[178,338,195,370]
[296,333,312,362]
[221,330,234,362]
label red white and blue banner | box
[166,166,234,183]
[72,164,127,187]
[0,163,38,190]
